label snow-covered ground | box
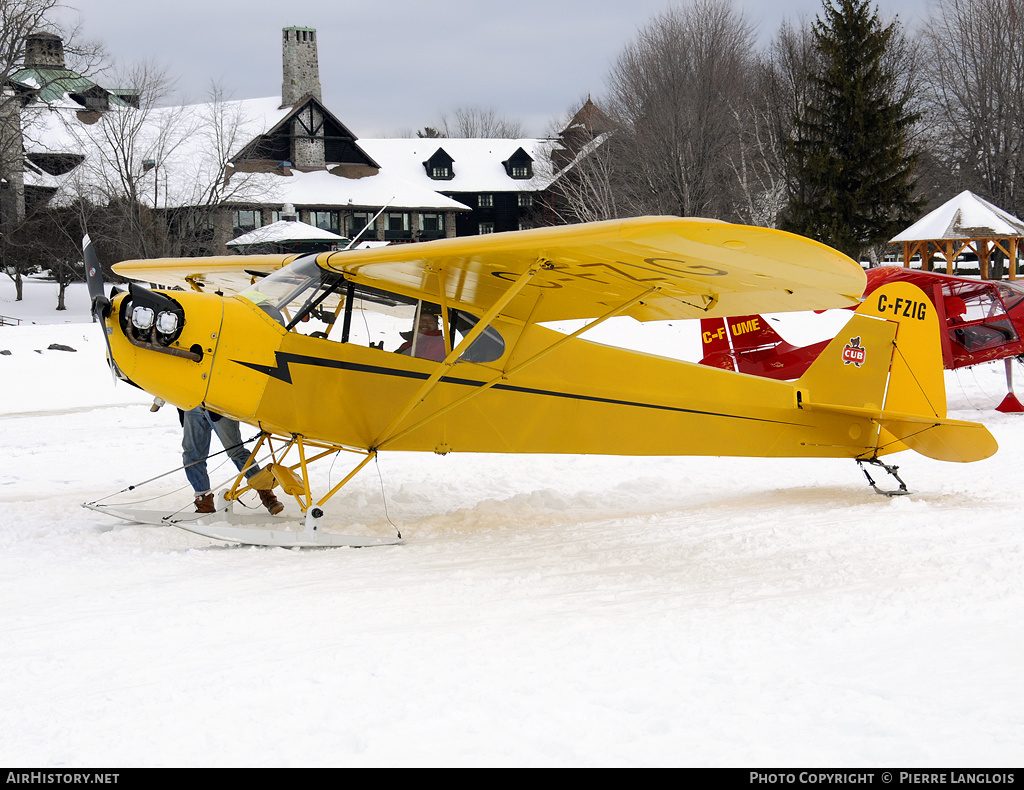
[2,275,1023,767]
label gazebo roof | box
[227,219,347,248]
[891,190,1024,243]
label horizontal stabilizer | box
[881,418,997,463]
[800,402,998,463]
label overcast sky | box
[52,0,933,138]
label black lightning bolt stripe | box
[232,351,805,426]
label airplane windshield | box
[996,281,1024,313]
[237,257,505,363]
[943,280,1020,354]
[238,258,339,320]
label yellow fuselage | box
[107,290,883,461]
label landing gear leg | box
[857,458,909,497]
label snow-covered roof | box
[890,190,1024,242]
[24,96,297,209]
[23,93,569,216]
[227,219,346,247]
[358,138,558,193]
[27,96,473,213]
[235,169,470,212]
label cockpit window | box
[238,258,505,363]
[996,282,1024,313]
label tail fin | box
[797,281,996,463]
[701,314,822,380]
[699,317,735,371]
[725,314,789,352]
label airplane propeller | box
[83,234,110,323]
[82,235,121,382]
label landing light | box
[131,305,155,331]
[155,311,179,335]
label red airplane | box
[699,267,1024,410]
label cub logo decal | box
[842,337,866,367]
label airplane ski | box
[173,521,402,548]
[83,500,402,548]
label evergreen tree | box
[781,0,922,260]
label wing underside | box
[112,254,298,293]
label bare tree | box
[54,61,181,261]
[159,84,274,256]
[440,106,524,138]
[545,133,621,224]
[603,0,757,220]
[733,21,820,229]
[52,76,271,263]
[922,0,1024,216]
[542,99,622,224]
[0,0,103,300]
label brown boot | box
[194,493,215,513]
[258,489,284,515]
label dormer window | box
[502,147,534,179]
[424,147,455,180]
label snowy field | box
[1,275,1023,767]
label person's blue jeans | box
[182,407,259,495]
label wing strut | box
[376,285,660,451]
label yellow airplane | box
[83,216,997,546]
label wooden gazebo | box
[889,190,1024,280]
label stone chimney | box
[24,31,66,69]
[281,27,321,107]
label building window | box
[479,222,495,234]
[387,213,410,232]
[478,194,493,208]
[518,193,533,208]
[309,211,340,233]
[232,209,262,235]
[518,220,532,231]
[385,212,412,239]
[431,166,450,179]
[348,212,377,236]
[511,165,529,178]
[419,213,445,233]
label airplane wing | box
[317,216,865,323]
[113,217,865,323]
[112,254,300,293]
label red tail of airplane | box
[699,267,1024,406]
[699,314,827,380]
